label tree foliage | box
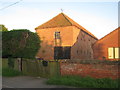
[0,24,8,31]
[2,29,40,59]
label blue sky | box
[0,0,119,39]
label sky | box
[0,0,119,39]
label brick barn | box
[93,27,120,60]
[35,13,98,60]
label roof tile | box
[35,13,97,39]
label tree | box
[2,29,41,69]
[0,24,8,31]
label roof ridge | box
[35,13,98,39]
[61,13,72,26]
[62,13,97,39]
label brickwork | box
[93,27,120,60]
[36,26,74,60]
[36,25,97,60]
[35,13,97,60]
[71,27,97,59]
[60,60,119,79]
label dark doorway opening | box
[54,46,71,59]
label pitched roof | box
[95,27,120,43]
[35,13,97,39]
[100,27,120,40]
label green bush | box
[2,29,40,59]
[2,68,23,77]
[46,75,119,88]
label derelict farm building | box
[35,13,98,60]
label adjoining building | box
[35,13,98,60]
[93,27,120,60]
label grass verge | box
[46,75,119,88]
[2,68,23,77]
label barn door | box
[54,47,71,59]
[54,47,63,59]
[63,47,71,59]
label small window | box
[115,47,119,59]
[108,47,120,59]
[55,39,61,46]
[108,48,114,59]
[54,31,60,39]
[77,50,79,54]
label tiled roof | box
[35,13,97,39]
[93,27,120,44]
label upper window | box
[77,50,79,54]
[54,31,60,39]
[108,47,120,59]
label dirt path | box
[2,76,76,88]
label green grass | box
[2,68,23,77]
[46,75,119,88]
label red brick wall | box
[36,26,97,60]
[36,26,74,60]
[60,61,119,79]
[71,28,97,60]
[93,27,120,60]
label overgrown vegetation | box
[46,75,119,88]
[2,29,40,59]
[2,68,23,77]
[2,29,41,69]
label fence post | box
[17,58,22,72]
